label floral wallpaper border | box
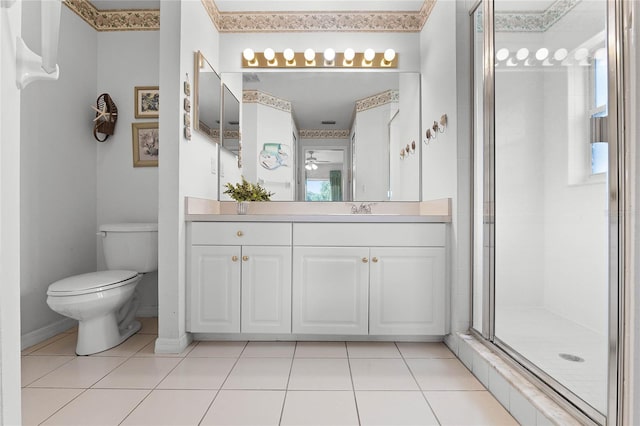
[494,0,581,32]
[356,90,400,113]
[65,0,435,33]
[243,90,292,113]
[299,129,351,139]
[63,0,159,31]
[203,0,435,33]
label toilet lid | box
[47,270,139,295]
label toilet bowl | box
[46,223,158,355]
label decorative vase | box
[237,201,248,215]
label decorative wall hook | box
[424,114,448,145]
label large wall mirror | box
[193,51,221,143]
[220,71,421,202]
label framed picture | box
[132,122,159,167]
[134,86,159,118]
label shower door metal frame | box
[469,0,627,424]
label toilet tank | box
[99,223,158,273]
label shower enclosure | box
[471,0,624,424]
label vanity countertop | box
[184,197,452,223]
[185,213,449,223]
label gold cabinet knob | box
[362,257,369,263]
[231,255,239,262]
[237,230,244,237]
[372,257,379,263]
[242,255,249,261]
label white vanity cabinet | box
[292,247,370,334]
[187,222,292,333]
[292,223,446,336]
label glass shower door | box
[492,0,609,416]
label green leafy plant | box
[223,176,273,202]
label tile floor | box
[21,318,519,425]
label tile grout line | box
[346,341,363,426]
[395,342,443,426]
[278,341,297,426]
[195,340,249,426]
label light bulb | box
[496,48,509,61]
[343,48,355,62]
[312,163,318,170]
[264,48,275,61]
[283,48,295,62]
[594,47,606,61]
[553,48,568,61]
[364,48,375,62]
[535,48,549,61]
[305,164,312,171]
[324,48,336,63]
[242,48,255,62]
[304,48,316,62]
[516,48,529,61]
[574,48,588,61]
[383,48,396,63]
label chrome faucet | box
[350,203,374,214]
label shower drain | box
[559,353,585,363]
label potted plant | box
[223,176,273,214]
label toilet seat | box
[47,270,139,296]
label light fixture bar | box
[241,50,398,68]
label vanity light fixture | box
[243,48,258,66]
[241,48,398,68]
[304,48,316,66]
[382,49,396,66]
[324,48,336,66]
[264,48,277,66]
[343,48,355,66]
[283,48,296,65]
[363,48,376,66]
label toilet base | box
[76,314,142,356]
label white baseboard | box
[154,333,192,354]
[21,317,76,350]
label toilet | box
[47,223,158,355]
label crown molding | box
[356,90,399,112]
[65,0,434,33]
[299,129,351,139]
[63,0,159,31]
[495,0,580,32]
[243,90,292,113]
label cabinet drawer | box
[293,223,445,247]
[191,222,292,246]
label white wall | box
[20,5,98,339]
[96,31,160,315]
[157,0,220,352]
[420,0,460,333]
[354,102,394,200]
[244,102,295,200]
[1,1,24,422]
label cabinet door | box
[241,246,292,333]
[369,247,446,335]
[188,245,241,332]
[292,247,369,335]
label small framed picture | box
[132,122,159,167]
[134,86,159,118]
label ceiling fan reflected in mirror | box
[305,150,329,171]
